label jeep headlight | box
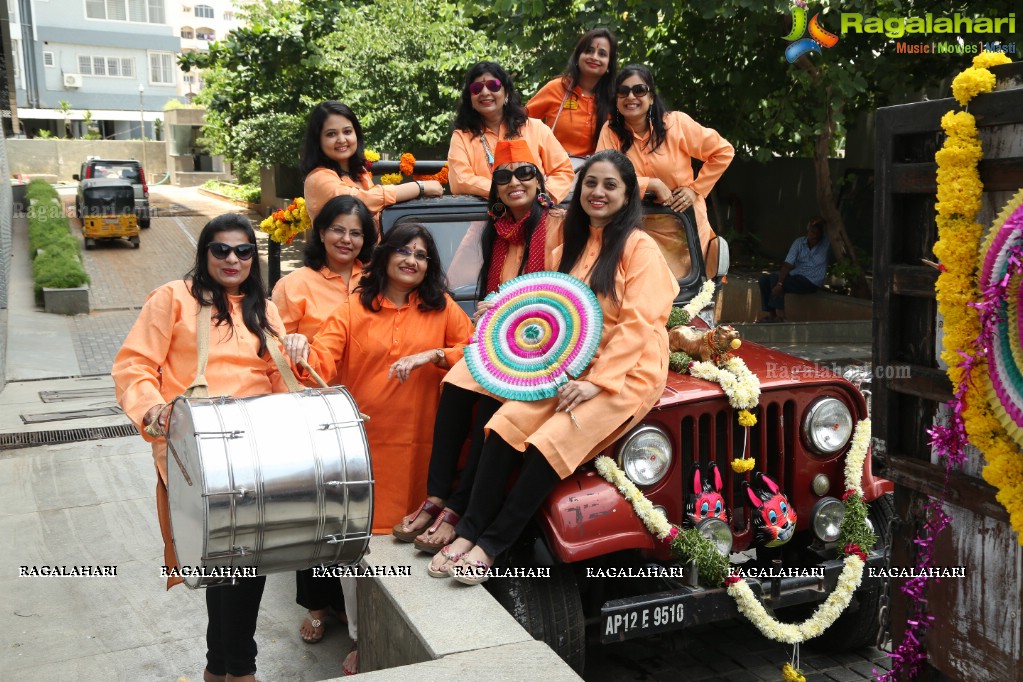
[617,426,672,486]
[803,397,853,455]
[697,517,733,557]
[811,497,844,542]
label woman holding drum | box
[430,151,678,584]
[284,222,474,674]
[272,195,377,645]
[113,213,289,682]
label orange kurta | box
[271,262,363,337]
[112,280,289,587]
[596,111,734,256]
[304,167,398,220]
[485,228,679,479]
[302,293,474,533]
[527,78,600,157]
[447,118,576,203]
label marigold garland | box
[259,196,311,244]
[396,151,450,184]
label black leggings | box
[426,385,501,515]
[205,575,266,677]
[295,568,344,613]
[455,434,561,558]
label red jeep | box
[379,195,892,674]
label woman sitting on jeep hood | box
[448,61,575,204]
[302,100,443,221]
[429,150,679,584]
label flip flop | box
[451,556,492,586]
[392,499,443,542]
[342,643,358,676]
[299,613,326,644]
[413,509,460,554]
[427,544,464,578]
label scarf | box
[485,210,549,295]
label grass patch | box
[201,180,261,204]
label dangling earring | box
[536,192,555,209]
[488,201,507,219]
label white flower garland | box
[596,419,874,645]
[682,280,716,319]
[689,356,761,411]
[725,419,872,643]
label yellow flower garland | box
[933,51,1023,543]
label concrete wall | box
[7,139,168,180]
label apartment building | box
[175,1,244,100]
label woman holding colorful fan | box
[392,139,564,554]
[429,150,679,583]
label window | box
[43,51,55,67]
[149,52,175,84]
[194,4,213,18]
[85,0,165,23]
[180,27,193,39]
[223,11,233,21]
[76,54,134,78]
[195,28,215,40]
[12,40,19,79]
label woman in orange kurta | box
[301,101,443,221]
[447,61,575,204]
[113,214,288,682]
[271,195,377,645]
[432,151,679,584]
[596,64,734,259]
[392,140,565,555]
[526,28,618,157]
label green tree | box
[57,100,73,139]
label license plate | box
[601,596,686,642]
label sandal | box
[392,499,443,542]
[427,544,464,578]
[412,509,461,554]
[451,556,492,586]
[342,642,358,676]
[299,610,327,644]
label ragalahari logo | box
[783,1,839,62]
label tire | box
[84,238,96,250]
[486,565,586,674]
[139,217,151,229]
[75,201,81,220]
[129,236,140,249]
[809,493,894,652]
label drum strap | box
[263,331,305,393]
[184,304,212,399]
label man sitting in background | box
[758,218,829,322]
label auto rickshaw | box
[79,179,140,249]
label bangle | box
[416,181,425,199]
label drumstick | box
[298,359,371,422]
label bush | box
[26,179,90,296]
[202,179,261,204]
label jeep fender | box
[537,469,667,563]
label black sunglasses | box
[493,165,538,185]
[469,79,502,95]
[208,242,256,261]
[616,84,652,98]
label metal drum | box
[166,387,372,588]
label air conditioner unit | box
[63,73,82,88]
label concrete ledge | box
[721,274,871,323]
[42,286,90,315]
[357,537,581,679]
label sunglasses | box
[208,242,256,261]
[493,165,538,185]
[468,79,502,96]
[394,246,430,262]
[616,84,652,98]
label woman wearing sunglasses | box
[113,214,290,682]
[448,61,575,204]
[302,100,444,221]
[284,223,474,674]
[271,195,377,646]
[527,28,619,158]
[596,64,734,260]
[430,151,679,584]
[392,139,564,554]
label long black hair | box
[299,101,370,181]
[477,165,550,296]
[186,213,275,355]
[561,28,619,150]
[559,151,642,305]
[356,223,449,312]
[303,195,378,270]
[608,64,669,154]
[453,62,528,138]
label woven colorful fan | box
[979,193,1023,447]
[464,272,603,401]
